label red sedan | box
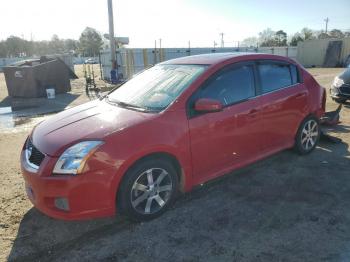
[21,53,326,221]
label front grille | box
[27,139,45,167]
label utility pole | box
[159,38,162,62]
[107,0,116,69]
[214,41,217,49]
[324,17,329,33]
[154,40,157,64]
[220,33,224,48]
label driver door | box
[188,62,263,184]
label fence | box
[100,46,297,80]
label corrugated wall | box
[297,38,350,67]
[341,38,350,64]
[297,39,329,67]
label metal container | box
[3,57,77,98]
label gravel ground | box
[1,68,349,262]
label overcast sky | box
[0,0,349,47]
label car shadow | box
[185,136,350,197]
[7,208,131,261]
[7,135,350,261]
[322,123,350,134]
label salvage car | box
[21,53,326,221]
[330,67,350,103]
[84,58,98,64]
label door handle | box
[248,109,259,117]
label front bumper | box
[330,84,350,100]
[21,149,119,220]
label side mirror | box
[194,98,223,113]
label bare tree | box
[79,27,103,57]
[241,37,258,47]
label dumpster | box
[3,57,78,98]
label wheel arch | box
[124,152,186,193]
[294,113,320,139]
[113,150,189,211]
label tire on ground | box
[294,115,320,155]
[117,157,179,221]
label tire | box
[294,116,320,155]
[118,158,179,221]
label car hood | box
[31,99,155,156]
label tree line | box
[242,28,350,48]
[1,26,349,58]
[0,27,103,58]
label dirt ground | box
[1,67,350,261]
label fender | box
[108,144,194,209]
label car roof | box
[161,52,291,66]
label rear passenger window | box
[258,63,292,93]
[199,65,255,106]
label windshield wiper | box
[106,96,151,112]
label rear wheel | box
[118,158,178,221]
[294,116,320,155]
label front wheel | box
[118,158,179,221]
[294,116,320,155]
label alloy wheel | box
[301,119,319,151]
[130,168,173,215]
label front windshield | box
[107,64,207,111]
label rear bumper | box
[21,150,119,220]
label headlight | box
[333,76,344,88]
[53,141,103,175]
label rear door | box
[188,62,263,183]
[257,61,308,151]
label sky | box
[0,0,349,48]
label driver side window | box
[198,65,255,106]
